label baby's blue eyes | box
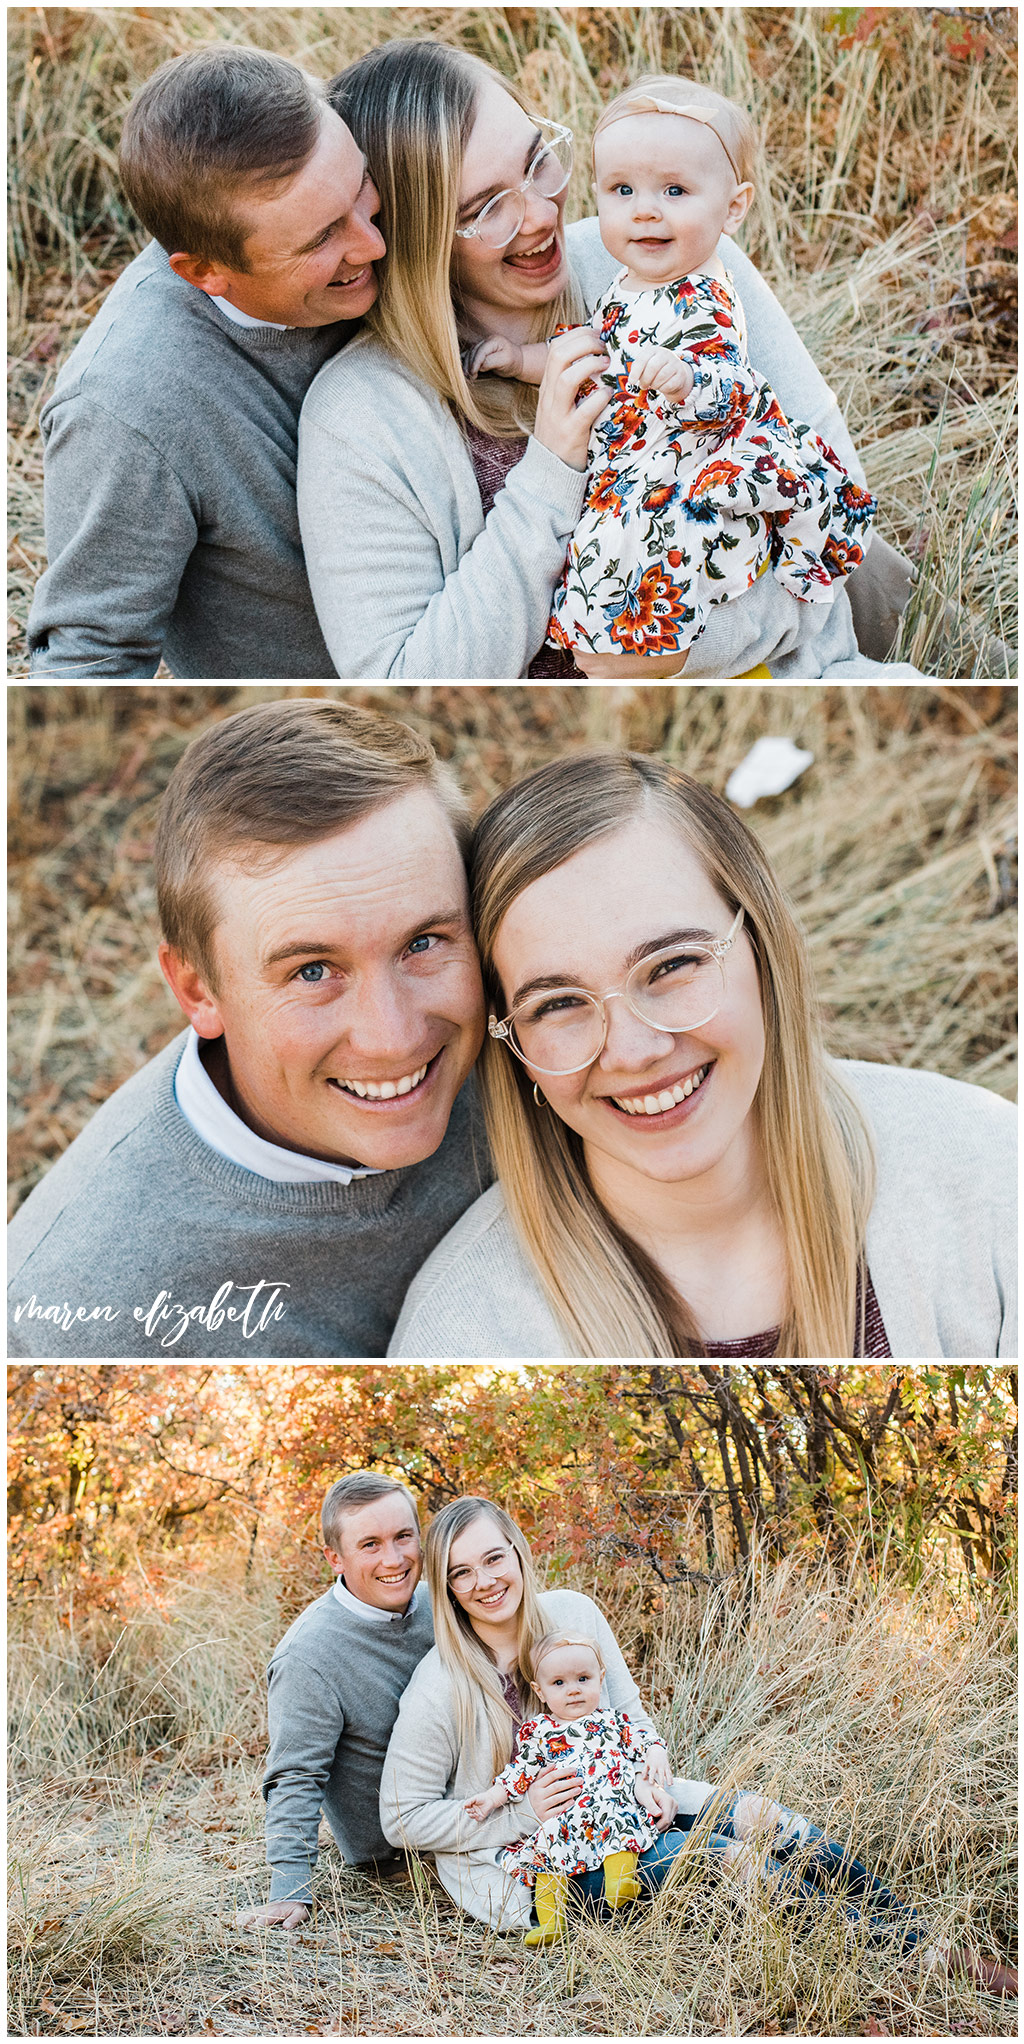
[612,183,687,198]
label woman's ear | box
[724,182,755,234]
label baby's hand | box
[628,344,695,404]
[464,1787,504,1821]
[464,335,525,381]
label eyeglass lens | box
[510,945,727,1072]
[447,1544,513,1587]
[474,136,572,246]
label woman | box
[378,1495,694,1932]
[297,40,920,681]
[391,752,1015,1358]
[380,1496,954,1965]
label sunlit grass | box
[7,1537,1017,2035]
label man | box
[26,45,382,678]
[7,698,489,1358]
[242,1471,434,1928]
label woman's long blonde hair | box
[471,752,876,1360]
[328,39,585,439]
[423,1498,549,1776]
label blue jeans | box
[562,1800,927,1951]
[697,1796,929,1952]
[565,1828,690,1918]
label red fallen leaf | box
[374,1939,400,1955]
[865,2019,888,2035]
[27,328,61,363]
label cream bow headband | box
[594,94,743,185]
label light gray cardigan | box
[298,220,890,682]
[390,1062,1017,1359]
[378,1585,712,1929]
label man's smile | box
[328,1049,443,1106]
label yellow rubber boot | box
[523,1871,568,1947]
[603,1850,642,1906]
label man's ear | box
[167,249,235,298]
[158,942,226,1038]
[723,182,755,235]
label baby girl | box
[464,1631,665,1946]
[473,75,876,678]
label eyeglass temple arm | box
[710,906,745,957]
[488,1017,511,1040]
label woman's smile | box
[600,1057,714,1123]
[503,230,563,278]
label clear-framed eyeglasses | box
[446,1543,517,1591]
[454,119,573,250]
[488,907,745,1076]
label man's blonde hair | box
[321,1471,419,1553]
[155,697,469,991]
[593,74,757,186]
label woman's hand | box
[532,328,611,471]
[526,1762,583,1821]
[646,1781,679,1832]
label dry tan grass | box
[7,1539,1017,2036]
[7,682,1016,1217]
[6,6,1018,676]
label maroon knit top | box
[704,1272,891,1358]
[464,422,583,677]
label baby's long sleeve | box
[491,1719,548,1803]
[669,291,760,429]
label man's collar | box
[210,293,289,333]
[333,1576,420,1624]
[174,1029,382,1185]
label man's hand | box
[526,1762,583,1821]
[236,1899,311,1930]
[628,344,695,405]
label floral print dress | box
[548,267,876,662]
[493,1709,660,1886]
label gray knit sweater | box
[391,1062,1017,1359]
[264,1586,435,1902]
[7,1030,490,1358]
[26,243,342,679]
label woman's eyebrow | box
[459,127,542,217]
[509,929,716,1007]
